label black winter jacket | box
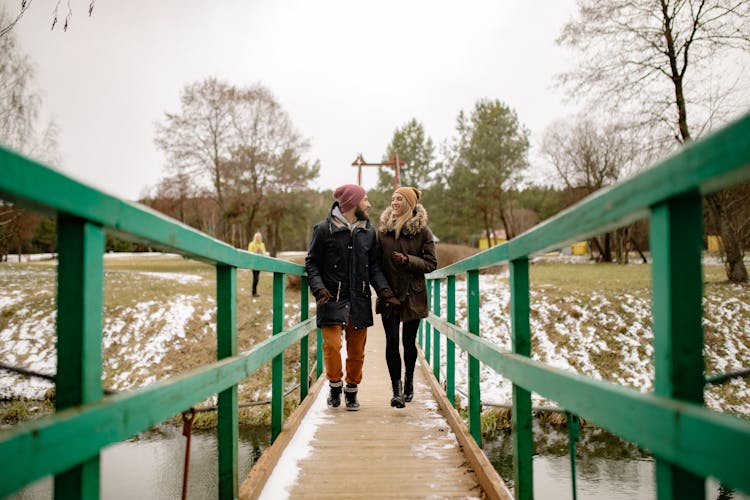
[305,202,390,329]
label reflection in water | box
[483,422,749,500]
[9,425,270,500]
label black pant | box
[252,270,260,294]
[381,312,420,384]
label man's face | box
[354,195,371,220]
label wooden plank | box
[418,349,514,500]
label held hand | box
[313,288,333,307]
[378,288,401,308]
[391,251,408,265]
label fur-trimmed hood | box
[378,204,429,236]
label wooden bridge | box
[1,113,750,500]
[239,318,510,499]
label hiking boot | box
[390,380,405,408]
[404,375,414,403]
[327,380,343,409]
[344,383,360,411]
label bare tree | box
[155,78,241,239]
[154,77,317,245]
[0,22,59,260]
[557,0,750,281]
[541,118,638,262]
[1,1,96,37]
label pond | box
[9,422,748,499]
[484,421,748,500]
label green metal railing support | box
[300,277,310,402]
[271,272,286,442]
[651,192,705,500]
[510,258,533,500]
[467,270,481,446]
[425,280,433,360]
[566,411,580,500]
[446,275,456,407]
[54,217,105,500]
[216,265,238,499]
[418,316,424,349]
[432,278,441,381]
[216,265,239,499]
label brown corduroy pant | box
[321,315,367,386]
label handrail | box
[423,112,750,500]
[0,145,318,499]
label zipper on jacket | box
[362,281,366,294]
[336,281,341,302]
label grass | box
[0,254,315,427]
[2,253,748,427]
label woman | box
[376,186,437,408]
[247,232,267,297]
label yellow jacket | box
[248,240,266,255]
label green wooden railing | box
[0,146,321,499]
[421,112,750,500]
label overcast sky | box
[6,0,579,200]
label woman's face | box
[391,193,408,216]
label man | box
[305,184,398,410]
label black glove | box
[313,288,333,307]
[378,288,401,308]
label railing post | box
[447,275,456,406]
[425,280,432,362]
[467,270,481,446]
[418,316,424,350]
[216,265,238,499]
[651,192,705,500]
[432,278,441,381]
[55,217,104,500]
[510,257,533,500]
[300,276,309,401]
[271,272,286,442]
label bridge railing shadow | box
[422,112,750,499]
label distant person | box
[247,232,267,297]
[376,186,436,408]
[305,184,398,410]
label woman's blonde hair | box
[392,199,414,239]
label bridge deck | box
[240,311,511,499]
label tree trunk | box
[706,193,748,283]
[629,238,648,264]
[602,233,613,262]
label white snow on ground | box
[258,386,331,500]
[1,253,749,420]
[439,273,750,418]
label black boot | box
[327,380,343,409]
[344,383,360,411]
[390,380,405,408]
[404,375,414,402]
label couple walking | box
[305,183,437,410]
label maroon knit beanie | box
[333,184,366,213]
